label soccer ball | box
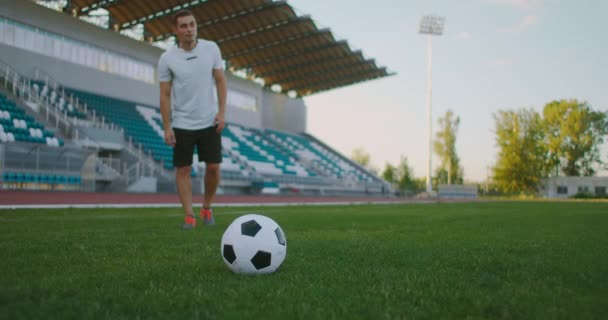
[221,214,287,275]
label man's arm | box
[160,81,175,146]
[213,68,227,133]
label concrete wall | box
[261,90,307,133]
[224,75,264,129]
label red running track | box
[0,190,431,207]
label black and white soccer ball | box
[221,214,287,275]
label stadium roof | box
[63,0,394,96]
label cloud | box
[487,0,543,10]
[455,32,472,40]
[499,15,538,33]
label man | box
[158,10,227,229]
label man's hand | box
[164,128,176,147]
[214,113,225,133]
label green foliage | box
[382,157,419,194]
[434,110,464,184]
[1,203,608,319]
[395,156,418,192]
[351,147,371,167]
[543,99,608,176]
[493,108,548,194]
[381,163,397,184]
[351,147,378,174]
[571,192,608,199]
[412,177,427,192]
[434,167,464,186]
[572,192,595,199]
[493,99,608,194]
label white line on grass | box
[0,200,429,210]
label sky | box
[288,0,608,181]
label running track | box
[0,191,444,209]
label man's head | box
[173,10,197,46]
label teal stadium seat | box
[0,93,63,146]
[222,124,314,178]
[266,129,375,183]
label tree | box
[433,167,463,187]
[395,156,417,193]
[381,157,419,194]
[543,99,608,176]
[381,163,397,184]
[493,108,548,194]
[351,147,378,174]
[412,177,426,193]
[434,110,463,184]
[351,147,370,167]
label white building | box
[542,176,608,198]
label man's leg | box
[176,165,195,228]
[173,128,197,229]
[201,163,220,225]
[199,124,222,225]
[203,163,220,208]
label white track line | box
[0,200,433,210]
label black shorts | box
[173,126,222,167]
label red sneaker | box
[182,214,196,230]
[200,208,215,226]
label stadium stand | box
[0,0,393,196]
[31,82,87,120]
[61,88,253,180]
[56,86,374,188]
[223,124,315,177]
[2,73,387,194]
[0,92,63,146]
[266,129,377,183]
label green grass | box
[1,202,607,319]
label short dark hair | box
[173,10,195,26]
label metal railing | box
[0,59,76,138]
[32,67,123,131]
[1,60,172,187]
[32,68,173,180]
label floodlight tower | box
[419,15,445,194]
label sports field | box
[1,201,606,319]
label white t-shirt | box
[158,40,224,130]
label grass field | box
[1,201,607,319]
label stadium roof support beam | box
[119,0,211,30]
[290,69,389,94]
[224,29,331,60]
[280,65,381,90]
[212,16,311,47]
[62,0,76,15]
[241,41,347,69]
[107,11,119,31]
[196,1,293,40]
[152,1,292,42]
[256,51,362,78]
[46,0,394,96]
[294,68,387,90]
[269,59,375,85]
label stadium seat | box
[266,129,376,183]
[0,93,63,146]
[223,124,314,178]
